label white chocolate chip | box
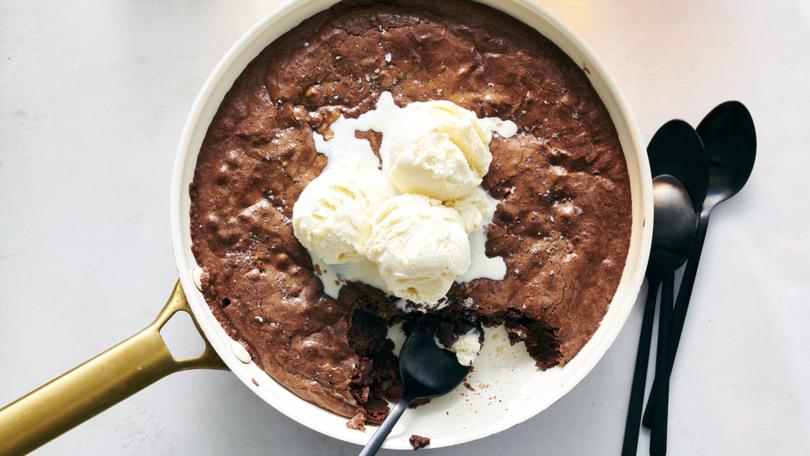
[231,340,252,363]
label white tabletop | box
[1,1,808,454]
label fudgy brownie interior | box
[190,0,631,423]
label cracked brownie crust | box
[190,0,631,422]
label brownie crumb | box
[346,412,366,432]
[409,434,431,450]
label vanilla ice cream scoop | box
[292,171,392,264]
[367,194,471,306]
[381,101,494,200]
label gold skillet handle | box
[0,282,227,455]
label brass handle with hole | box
[0,282,227,455]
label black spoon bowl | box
[359,327,470,456]
[698,101,758,208]
[647,119,710,209]
[621,175,698,456]
[643,101,756,429]
[649,176,702,274]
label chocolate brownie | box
[190,0,631,423]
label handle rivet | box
[191,266,203,291]
[231,341,252,363]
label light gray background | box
[2,0,809,454]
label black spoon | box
[358,326,470,456]
[621,174,698,456]
[642,102,756,429]
[645,120,709,455]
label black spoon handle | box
[650,272,674,455]
[359,398,409,456]
[643,213,710,428]
[621,278,660,456]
